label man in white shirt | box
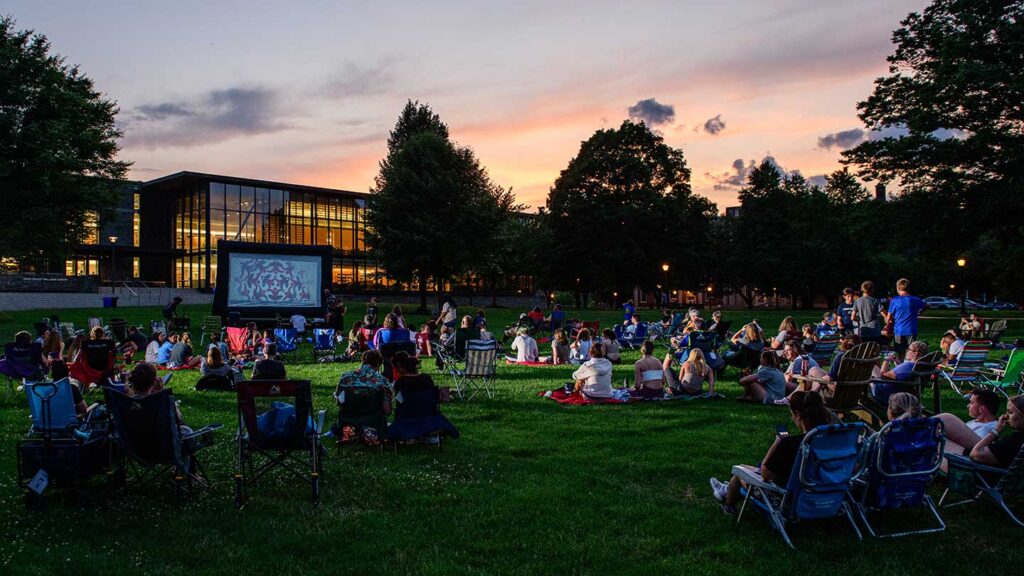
[966,389,1000,436]
[507,327,539,363]
[289,313,307,334]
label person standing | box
[885,278,927,357]
[836,288,856,336]
[851,280,884,341]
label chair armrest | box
[791,374,828,385]
[945,452,1009,476]
[731,465,785,494]
[184,423,223,439]
[314,410,326,434]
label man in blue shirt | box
[836,288,856,335]
[622,300,636,322]
[886,278,927,356]
[873,340,928,404]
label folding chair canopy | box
[24,379,80,434]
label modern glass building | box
[53,170,534,295]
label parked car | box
[964,299,990,310]
[987,301,1019,311]
[923,296,959,309]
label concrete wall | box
[0,289,213,311]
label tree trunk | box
[417,274,428,313]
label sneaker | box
[709,477,727,502]
[773,397,790,406]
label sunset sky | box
[8,0,929,210]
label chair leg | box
[841,502,863,541]
[994,494,1024,528]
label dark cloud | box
[817,128,866,150]
[708,158,756,190]
[628,98,675,126]
[123,87,286,149]
[702,114,726,135]
[808,174,828,188]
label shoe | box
[709,477,727,503]
[773,398,790,406]
[719,502,737,516]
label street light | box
[108,235,118,284]
[957,258,967,316]
[661,263,669,300]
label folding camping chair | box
[361,327,380,350]
[312,328,336,362]
[69,339,117,391]
[200,315,223,346]
[941,340,992,396]
[454,327,482,359]
[18,379,110,505]
[195,372,235,392]
[88,317,104,333]
[108,318,128,343]
[615,323,649,349]
[226,326,251,359]
[975,348,1024,400]
[940,441,1024,527]
[57,322,79,341]
[683,331,725,373]
[387,386,459,450]
[150,320,167,336]
[851,417,946,537]
[104,387,220,496]
[733,422,867,549]
[452,339,498,400]
[810,336,840,366]
[334,386,389,450]
[1,342,45,398]
[274,328,299,360]
[234,380,325,507]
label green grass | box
[0,304,1021,575]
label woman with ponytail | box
[709,390,832,513]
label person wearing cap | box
[508,326,540,363]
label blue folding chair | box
[852,417,946,537]
[810,337,840,366]
[274,328,299,360]
[940,441,1024,527]
[616,323,649,349]
[733,423,867,549]
[23,379,80,436]
[312,328,336,362]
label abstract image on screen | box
[227,254,321,308]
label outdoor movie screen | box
[226,253,322,308]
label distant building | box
[724,206,741,218]
[875,183,887,202]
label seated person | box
[415,322,434,358]
[289,313,307,335]
[251,343,287,380]
[2,331,47,378]
[547,304,566,330]
[960,313,982,333]
[601,328,622,364]
[507,327,541,363]
[473,309,487,329]
[347,320,367,356]
[527,306,545,329]
[871,340,928,403]
[337,349,390,395]
[710,390,833,513]
[939,330,966,363]
[550,329,571,365]
[156,333,177,365]
[392,351,436,396]
[478,321,495,342]
[886,391,923,421]
[40,328,63,362]
[208,332,229,361]
[373,313,412,349]
[730,323,764,351]
[770,316,799,351]
[706,311,723,334]
[50,359,89,417]
[664,347,716,396]
[200,346,237,380]
[168,332,202,369]
[145,332,165,364]
[936,394,1024,470]
[965,389,1001,437]
[621,314,641,339]
[781,340,822,386]
[570,342,613,399]
[801,324,818,352]
[633,341,664,398]
[738,350,787,404]
[569,328,593,364]
[127,362,191,433]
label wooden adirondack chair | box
[792,342,880,420]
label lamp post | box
[706,284,713,306]
[108,235,119,285]
[957,258,967,316]
[661,263,669,303]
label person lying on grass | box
[709,390,832,514]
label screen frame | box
[212,241,333,319]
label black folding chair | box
[334,386,389,451]
[235,380,325,508]
[104,387,220,497]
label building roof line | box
[140,171,370,197]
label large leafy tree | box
[0,17,130,268]
[842,0,1024,300]
[367,103,510,311]
[542,120,716,304]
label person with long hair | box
[391,304,406,329]
[200,345,237,380]
[632,340,664,398]
[570,328,593,364]
[710,390,833,513]
[730,323,764,350]
[769,316,799,351]
[550,329,571,365]
[601,328,622,364]
[373,313,412,349]
[665,348,717,396]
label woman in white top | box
[633,340,664,398]
[436,296,458,329]
[572,342,614,399]
[145,333,164,364]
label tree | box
[0,17,130,268]
[542,120,716,304]
[367,103,510,311]
[842,0,1024,300]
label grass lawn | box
[0,304,1021,575]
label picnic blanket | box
[506,359,551,367]
[539,388,722,404]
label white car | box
[922,296,959,309]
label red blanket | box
[538,389,629,404]
[506,359,551,367]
